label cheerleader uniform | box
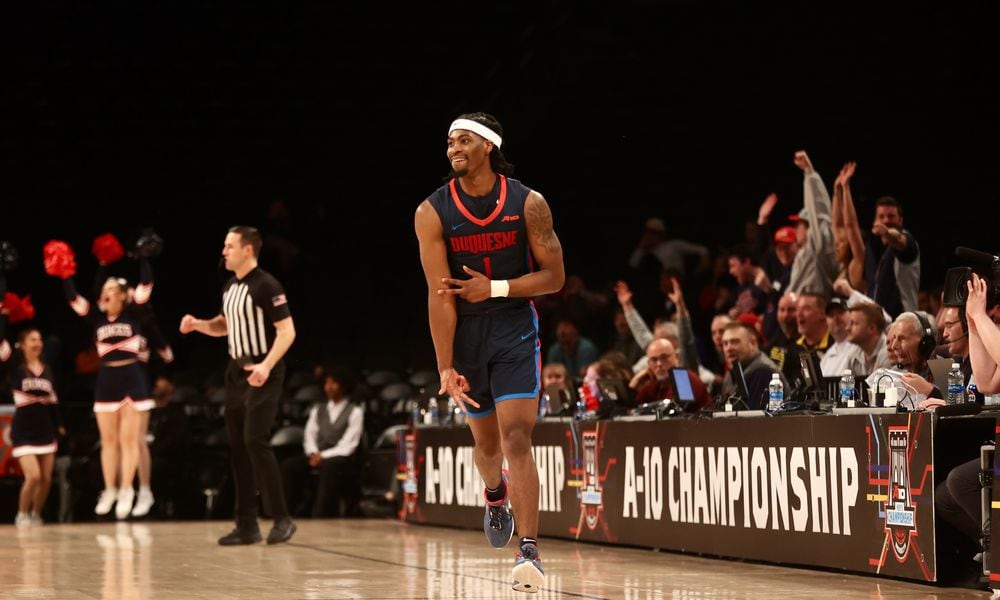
[10,362,60,457]
[0,317,60,457]
[64,259,156,412]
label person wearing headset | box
[938,305,981,402]
[892,310,944,399]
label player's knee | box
[501,425,532,457]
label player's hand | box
[967,273,989,321]
[614,280,633,307]
[179,314,197,334]
[243,362,271,387]
[439,265,491,303]
[793,150,813,174]
[438,368,479,412]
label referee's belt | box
[232,355,269,367]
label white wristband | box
[490,279,510,298]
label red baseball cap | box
[774,226,797,245]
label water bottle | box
[445,396,457,425]
[538,392,550,421]
[840,369,855,408]
[767,374,783,412]
[426,397,439,425]
[411,400,422,427]
[575,387,588,420]
[947,362,964,405]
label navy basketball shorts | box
[94,361,154,412]
[452,302,541,418]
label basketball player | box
[415,112,565,593]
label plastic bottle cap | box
[771,373,779,379]
[952,363,960,369]
[843,370,852,375]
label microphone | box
[955,247,1000,269]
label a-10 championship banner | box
[399,413,937,582]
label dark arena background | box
[1,2,1000,598]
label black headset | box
[913,311,937,360]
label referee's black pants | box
[225,359,288,525]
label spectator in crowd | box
[281,366,364,518]
[819,297,864,377]
[579,357,632,414]
[831,161,867,292]
[541,362,570,391]
[846,302,890,377]
[765,291,798,359]
[540,362,572,417]
[546,318,600,377]
[865,197,920,318]
[787,150,839,297]
[751,192,798,342]
[727,246,769,318]
[546,275,611,349]
[775,293,831,386]
[719,322,788,409]
[629,339,711,412]
[628,217,709,287]
[608,308,643,366]
[706,313,734,376]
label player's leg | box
[490,305,544,592]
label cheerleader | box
[1,290,61,526]
[45,238,156,519]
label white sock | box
[139,486,152,495]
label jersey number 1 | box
[482,256,493,278]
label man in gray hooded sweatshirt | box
[787,150,839,298]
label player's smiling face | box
[447,130,491,176]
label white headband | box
[448,119,502,148]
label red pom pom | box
[3,292,35,323]
[43,240,77,279]
[92,233,125,265]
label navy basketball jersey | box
[429,175,533,315]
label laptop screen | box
[670,368,696,403]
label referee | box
[180,226,297,545]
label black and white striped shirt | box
[221,267,291,360]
